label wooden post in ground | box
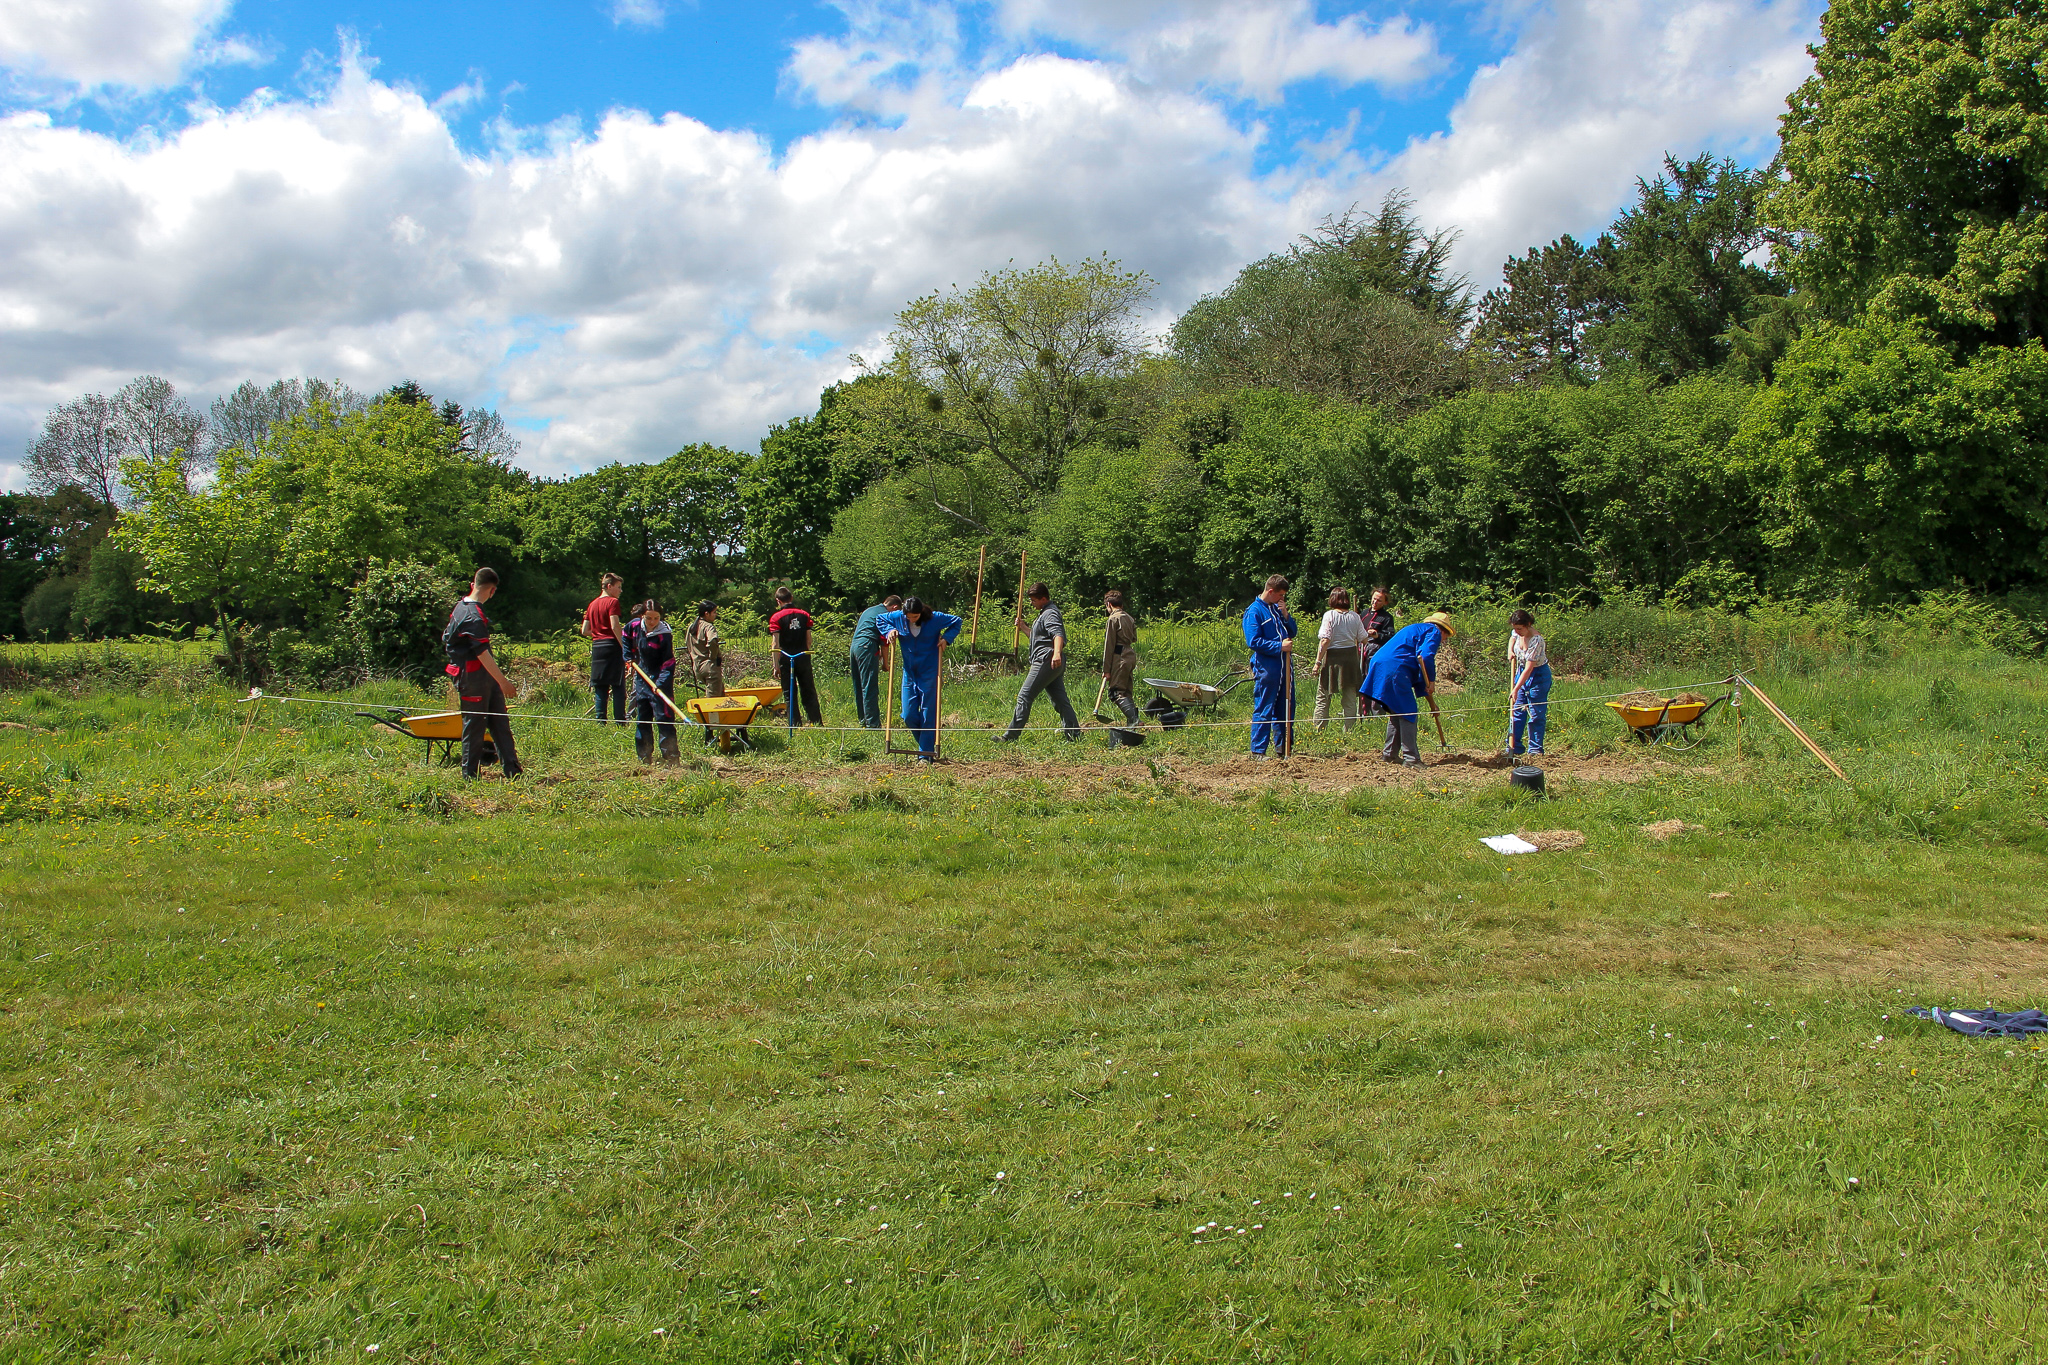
[969,544,987,654]
[1010,552,1029,664]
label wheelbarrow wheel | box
[717,728,736,754]
[1658,722,1706,752]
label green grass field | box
[3,638,2046,1362]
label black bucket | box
[1510,765,1545,796]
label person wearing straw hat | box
[1360,610,1454,767]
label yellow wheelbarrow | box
[684,684,782,754]
[1604,693,1731,751]
[358,709,495,766]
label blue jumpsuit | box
[1360,621,1444,763]
[1242,597,1298,756]
[876,609,963,756]
[850,602,888,729]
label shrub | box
[345,559,461,688]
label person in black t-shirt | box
[766,586,824,726]
[442,567,523,779]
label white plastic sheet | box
[1480,834,1540,855]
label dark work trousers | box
[459,674,523,779]
[850,642,881,728]
[777,651,824,726]
[1107,685,1140,725]
[590,640,627,722]
[1381,712,1422,766]
[1002,661,1081,741]
[632,688,679,763]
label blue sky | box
[0,0,1822,479]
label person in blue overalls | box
[876,595,962,762]
[1505,608,1552,756]
[1360,611,1455,767]
[1242,574,1298,758]
[849,594,902,729]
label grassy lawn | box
[3,645,2046,1362]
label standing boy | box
[443,567,523,780]
[685,600,725,697]
[583,572,627,723]
[1100,590,1139,726]
[849,594,902,729]
[767,587,825,727]
[1242,574,1297,757]
[996,583,1080,742]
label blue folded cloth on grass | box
[1907,1006,2048,1037]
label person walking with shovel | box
[625,599,680,765]
[1100,590,1140,728]
[1360,611,1454,767]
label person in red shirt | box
[581,572,626,723]
[767,586,824,727]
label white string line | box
[238,677,1739,737]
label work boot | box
[659,734,680,765]
[635,733,654,765]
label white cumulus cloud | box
[0,0,1823,486]
[0,0,246,89]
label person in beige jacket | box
[1100,590,1139,725]
[685,600,725,697]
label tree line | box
[7,0,2045,672]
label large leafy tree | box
[1592,154,1785,379]
[1171,192,1473,414]
[1772,0,2048,344]
[1473,234,1620,384]
[523,444,749,605]
[1738,313,2048,595]
[742,381,879,594]
[868,254,1156,498]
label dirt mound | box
[1641,818,1704,841]
[1518,828,1586,852]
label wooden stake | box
[1736,673,1848,782]
[1011,551,1029,663]
[932,639,947,761]
[969,544,987,653]
[882,638,894,754]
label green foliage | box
[1737,314,2048,594]
[1773,0,2048,344]
[742,384,874,594]
[69,541,149,639]
[1473,233,1617,384]
[521,443,748,607]
[344,559,462,687]
[20,575,79,641]
[1172,193,1471,413]
[820,466,1007,603]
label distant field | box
[2,642,2045,1361]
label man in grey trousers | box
[994,582,1082,743]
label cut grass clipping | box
[2,642,2045,1362]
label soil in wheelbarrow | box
[1617,690,1710,709]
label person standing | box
[767,586,824,727]
[849,594,902,730]
[1361,587,1397,662]
[1100,590,1140,727]
[876,596,962,761]
[1242,575,1298,758]
[996,583,1081,743]
[1360,611,1455,767]
[626,600,680,766]
[583,572,627,724]
[1312,587,1366,732]
[442,567,523,780]
[685,600,725,697]
[1506,608,1552,756]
